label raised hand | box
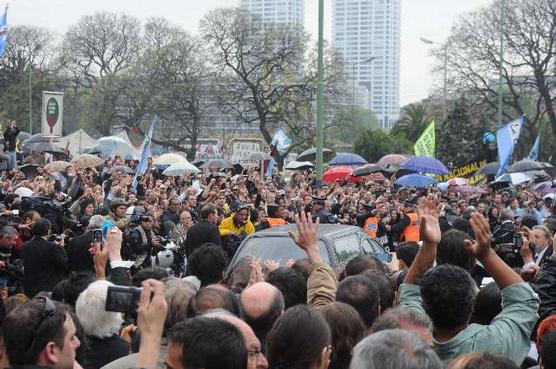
[417,195,442,245]
[466,212,493,260]
[288,211,321,263]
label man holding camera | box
[22,218,68,298]
[66,215,105,273]
[125,212,161,271]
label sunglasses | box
[25,297,58,355]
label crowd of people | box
[0,122,555,369]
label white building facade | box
[332,0,401,128]
[240,0,304,31]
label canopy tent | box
[59,129,98,155]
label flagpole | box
[497,0,506,127]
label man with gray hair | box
[371,306,433,346]
[0,225,19,263]
[67,214,105,273]
[350,329,442,369]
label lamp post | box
[315,0,325,188]
[18,46,33,134]
[420,37,448,121]
[349,57,376,125]
[497,0,506,127]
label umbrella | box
[153,153,188,166]
[494,172,535,185]
[163,162,201,177]
[82,146,103,155]
[352,163,387,177]
[23,141,64,154]
[18,164,41,177]
[192,160,205,168]
[323,166,353,183]
[478,162,500,175]
[296,147,336,162]
[95,136,137,157]
[201,158,234,170]
[71,153,102,169]
[45,161,73,172]
[329,153,368,166]
[535,181,556,194]
[507,159,553,173]
[448,178,468,186]
[367,172,387,181]
[377,154,407,167]
[400,156,449,175]
[285,161,314,170]
[447,185,488,194]
[17,132,32,141]
[395,174,438,188]
[246,152,273,161]
[25,133,60,143]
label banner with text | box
[414,120,435,157]
[435,158,488,185]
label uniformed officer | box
[311,196,338,224]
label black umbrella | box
[201,158,234,170]
[26,133,60,143]
[478,162,501,175]
[352,163,387,177]
[296,147,336,162]
[192,160,205,168]
[18,164,41,177]
[23,141,64,154]
[507,159,553,173]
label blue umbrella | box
[329,152,368,166]
[400,156,449,175]
[395,174,438,188]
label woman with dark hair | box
[267,305,332,369]
[488,206,500,230]
[320,302,365,369]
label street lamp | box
[420,37,448,121]
[18,46,32,134]
[349,57,376,125]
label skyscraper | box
[332,0,401,129]
[240,0,304,31]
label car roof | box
[251,224,362,238]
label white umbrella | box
[494,172,535,185]
[162,162,200,177]
[153,153,188,166]
[285,161,314,170]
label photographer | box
[491,209,523,268]
[125,212,161,271]
[22,218,68,298]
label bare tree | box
[437,0,556,158]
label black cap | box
[362,203,374,210]
[267,204,280,212]
[403,200,416,208]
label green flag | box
[414,120,436,157]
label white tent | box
[59,129,98,155]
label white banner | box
[41,91,64,136]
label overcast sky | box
[8,0,492,106]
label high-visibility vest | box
[401,213,420,242]
[266,217,287,228]
[363,217,379,238]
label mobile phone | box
[92,229,103,245]
[105,286,142,315]
[11,210,19,215]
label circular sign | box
[46,98,59,128]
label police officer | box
[311,196,338,224]
[386,200,420,243]
[256,204,288,231]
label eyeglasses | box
[247,349,264,364]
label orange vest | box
[363,217,379,238]
[266,218,287,228]
[401,213,420,242]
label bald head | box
[240,282,284,345]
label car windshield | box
[236,236,330,265]
[332,234,361,264]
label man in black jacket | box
[3,120,19,170]
[22,218,68,298]
[185,205,221,257]
[67,215,105,273]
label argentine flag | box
[527,135,540,161]
[495,115,524,178]
[0,6,7,57]
[132,116,159,189]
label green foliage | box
[326,107,378,145]
[354,125,412,163]
[390,103,431,143]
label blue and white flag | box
[266,158,275,177]
[271,128,292,155]
[0,6,7,57]
[132,116,159,189]
[527,135,540,161]
[495,115,525,178]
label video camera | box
[21,196,84,235]
[491,223,528,268]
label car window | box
[236,236,330,265]
[333,234,361,264]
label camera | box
[492,226,526,268]
[105,286,142,315]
